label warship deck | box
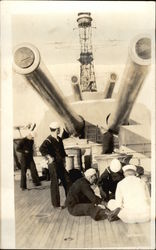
[14,170,151,249]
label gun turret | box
[13,44,85,137]
[13,35,151,153]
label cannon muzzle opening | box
[135,37,151,60]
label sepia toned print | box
[1,1,155,249]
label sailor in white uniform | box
[107,164,150,223]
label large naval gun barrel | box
[13,44,84,137]
[107,35,151,134]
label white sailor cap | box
[110,159,121,173]
[122,164,137,172]
[49,122,60,130]
[84,168,96,178]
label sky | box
[11,1,154,65]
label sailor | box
[119,154,144,177]
[107,164,151,223]
[16,131,41,190]
[97,158,124,201]
[39,122,72,208]
[65,168,120,221]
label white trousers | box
[107,199,150,223]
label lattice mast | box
[77,12,97,92]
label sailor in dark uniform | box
[65,168,120,221]
[97,159,124,201]
[39,122,72,208]
[16,131,41,190]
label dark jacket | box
[39,135,67,163]
[97,166,124,193]
[16,137,34,158]
[65,177,102,207]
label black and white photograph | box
[1,1,155,249]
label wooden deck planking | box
[68,216,80,248]
[17,213,41,248]
[112,220,129,246]
[17,193,49,248]
[15,187,39,224]
[84,215,92,248]
[70,215,81,248]
[36,209,61,249]
[76,216,86,248]
[15,181,49,226]
[59,213,75,248]
[64,214,80,249]
[48,209,69,249]
[91,218,101,248]
[103,220,117,247]
[139,221,151,244]
[15,189,44,243]
[44,209,63,248]
[15,181,51,248]
[52,209,71,249]
[14,173,152,249]
[97,220,105,248]
[27,199,53,248]
[126,222,150,247]
[110,220,122,247]
[100,219,111,246]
